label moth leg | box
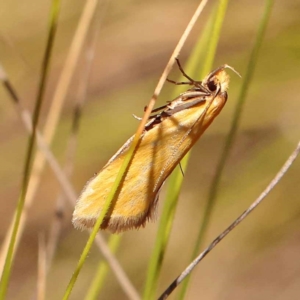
[145,113,163,130]
[145,103,169,113]
[162,96,206,116]
[179,162,185,177]
[174,58,195,82]
[166,78,192,85]
[169,58,210,93]
[181,91,210,99]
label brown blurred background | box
[1,0,300,299]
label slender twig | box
[0,1,61,298]
[158,140,300,300]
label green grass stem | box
[0,1,61,298]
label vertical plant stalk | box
[0,0,99,274]
[46,0,103,272]
[179,0,274,298]
[0,0,61,298]
[143,1,228,299]
[159,140,300,299]
[62,0,209,298]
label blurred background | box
[1,0,300,299]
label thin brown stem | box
[46,0,103,273]
[145,0,209,118]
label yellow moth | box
[73,60,238,233]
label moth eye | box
[207,80,217,92]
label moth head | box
[203,65,241,94]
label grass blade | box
[0,0,99,275]
[0,0,61,298]
[178,0,275,298]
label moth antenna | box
[222,64,242,78]
[132,114,142,120]
[208,65,242,80]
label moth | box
[73,59,238,233]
